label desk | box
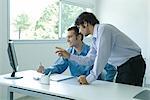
[0,70,148,100]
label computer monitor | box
[5,40,23,79]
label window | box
[9,0,93,40]
[60,2,92,38]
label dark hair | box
[67,26,83,41]
[75,12,99,26]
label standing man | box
[37,26,116,82]
[56,12,146,86]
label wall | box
[0,0,2,71]
[0,0,9,99]
[147,0,150,73]
[15,41,68,71]
[96,0,149,70]
[0,0,2,98]
[0,0,10,74]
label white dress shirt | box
[69,24,141,83]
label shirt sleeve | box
[44,57,68,75]
[86,28,112,83]
[69,47,96,66]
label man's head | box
[67,26,83,47]
[75,12,99,36]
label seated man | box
[37,26,116,81]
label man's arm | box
[36,57,68,75]
[44,57,68,75]
[56,47,96,66]
[86,29,112,83]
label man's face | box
[67,30,79,47]
[78,24,90,37]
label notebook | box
[133,90,150,100]
[50,74,74,82]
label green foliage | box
[61,3,84,36]
[34,1,59,39]
[13,14,30,39]
[12,0,88,40]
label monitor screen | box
[5,40,23,79]
[7,41,18,72]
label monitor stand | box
[4,71,23,79]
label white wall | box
[15,41,68,71]
[0,0,2,72]
[147,0,150,73]
[0,0,10,74]
[96,0,149,71]
[0,0,2,98]
[0,0,9,99]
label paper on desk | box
[33,72,74,82]
[50,74,74,82]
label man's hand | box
[55,47,70,58]
[79,75,89,85]
[37,65,44,73]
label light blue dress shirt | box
[69,24,141,83]
[44,43,93,77]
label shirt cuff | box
[44,67,53,75]
[69,54,76,61]
[86,74,97,83]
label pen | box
[40,62,42,66]
[48,71,52,77]
[56,76,74,82]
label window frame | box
[8,0,95,43]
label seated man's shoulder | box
[83,43,90,51]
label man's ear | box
[83,22,88,28]
[77,34,82,40]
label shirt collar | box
[72,43,86,55]
[92,24,99,40]
[81,43,86,53]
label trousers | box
[116,55,146,86]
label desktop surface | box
[0,70,148,100]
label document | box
[33,72,74,82]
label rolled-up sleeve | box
[69,47,96,66]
